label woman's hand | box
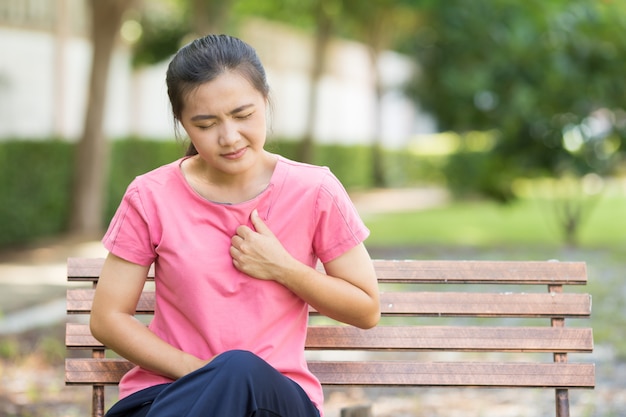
[230,209,380,329]
[230,209,297,280]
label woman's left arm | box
[231,210,380,329]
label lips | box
[222,147,247,160]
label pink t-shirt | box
[102,155,370,411]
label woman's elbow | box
[89,308,111,344]
[359,315,380,330]
[356,303,381,329]
[89,313,103,343]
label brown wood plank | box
[308,361,595,388]
[68,258,155,281]
[67,289,155,314]
[67,323,593,353]
[68,258,587,285]
[67,289,591,317]
[66,323,94,347]
[66,359,594,389]
[67,258,108,281]
[379,291,591,317]
[66,358,134,385]
[305,326,594,352]
[371,260,587,284]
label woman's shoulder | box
[131,158,185,188]
[121,159,186,202]
[274,155,348,197]
[275,155,332,182]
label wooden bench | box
[65,258,595,417]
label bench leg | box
[555,389,570,417]
[93,385,105,417]
[340,405,372,417]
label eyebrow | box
[190,103,255,122]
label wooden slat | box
[67,258,109,281]
[67,323,593,353]
[66,358,133,385]
[65,358,594,389]
[68,258,155,281]
[67,288,592,317]
[307,361,595,388]
[371,260,587,284]
[67,258,587,285]
[379,291,591,317]
[67,289,155,314]
[305,326,594,352]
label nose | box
[218,120,239,147]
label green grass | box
[362,190,626,359]
[364,195,626,248]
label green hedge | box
[105,138,188,220]
[0,140,74,246]
[0,138,427,248]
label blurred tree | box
[131,1,189,68]
[341,0,422,186]
[405,0,626,197]
[233,0,341,163]
[298,0,341,163]
[190,0,234,36]
[70,0,137,236]
[403,0,626,244]
[132,0,234,68]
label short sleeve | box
[313,172,370,263]
[102,181,157,266]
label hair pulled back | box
[166,34,270,155]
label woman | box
[90,34,380,417]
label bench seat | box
[65,258,594,417]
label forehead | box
[183,71,264,110]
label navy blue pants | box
[105,350,320,417]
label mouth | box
[222,147,248,160]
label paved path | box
[0,238,106,334]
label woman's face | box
[180,71,268,177]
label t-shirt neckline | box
[175,154,286,207]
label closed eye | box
[234,112,253,120]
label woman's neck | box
[183,153,277,204]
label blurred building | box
[0,0,434,148]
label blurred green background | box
[1,2,626,415]
[1,0,625,249]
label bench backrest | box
[65,258,594,417]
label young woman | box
[90,34,380,417]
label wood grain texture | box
[68,258,587,285]
[65,257,595,417]
[67,323,593,352]
[67,289,591,317]
[65,358,595,389]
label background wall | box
[0,7,435,147]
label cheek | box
[186,131,217,153]
[250,118,268,138]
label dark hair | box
[166,34,270,155]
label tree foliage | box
[131,0,236,68]
[339,0,422,186]
[405,0,626,200]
